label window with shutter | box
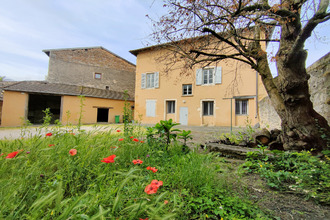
[142,72,159,89]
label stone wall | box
[259,52,330,129]
[46,47,136,97]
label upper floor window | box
[94,73,102,79]
[141,72,159,89]
[182,84,192,95]
[166,100,175,114]
[196,67,222,85]
[203,101,214,116]
[203,68,214,84]
[235,99,248,115]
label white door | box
[179,107,188,125]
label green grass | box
[0,126,269,219]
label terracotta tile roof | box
[3,81,134,101]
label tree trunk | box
[275,48,330,151]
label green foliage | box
[0,123,269,219]
[122,90,134,137]
[242,150,330,204]
[148,119,181,151]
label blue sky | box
[0,0,329,81]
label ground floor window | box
[235,99,248,115]
[166,100,175,114]
[202,101,214,116]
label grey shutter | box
[215,67,222,84]
[146,100,156,117]
[196,68,202,85]
[154,72,159,88]
[141,73,146,89]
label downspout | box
[255,71,258,119]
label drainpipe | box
[255,71,258,119]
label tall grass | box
[0,125,268,219]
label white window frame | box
[235,99,248,115]
[202,101,214,116]
[182,84,192,96]
[202,68,214,85]
[146,73,155,88]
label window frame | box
[235,99,248,115]
[182,84,192,96]
[202,68,214,85]
[166,100,176,114]
[146,73,155,88]
[94,72,102,79]
[202,101,214,116]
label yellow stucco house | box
[130,41,268,127]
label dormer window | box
[94,73,102,79]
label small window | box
[235,100,248,115]
[182,84,192,95]
[105,86,110,90]
[94,73,102,79]
[146,73,155,88]
[167,101,175,114]
[203,68,214,84]
[203,101,214,116]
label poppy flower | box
[146,166,158,173]
[132,159,143,165]
[133,138,139,142]
[0,153,4,157]
[130,136,134,139]
[46,132,52,137]
[6,151,20,159]
[101,154,116,163]
[140,141,144,143]
[164,200,169,204]
[116,130,121,132]
[110,146,117,149]
[49,144,55,147]
[69,149,77,156]
[118,138,124,141]
[70,133,75,135]
[144,184,158,194]
[139,218,148,220]
[151,180,163,188]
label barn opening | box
[28,94,61,124]
[97,108,109,122]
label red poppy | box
[0,153,4,157]
[140,141,144,143]
[133,138,139,142]
[130,136,134,139]
[46,132,52,137]
[146,166,158,173]
[101,154,116,163]
[151,180,163,188]
[116,130,121,132]
[69,149,77,156]
[139,218,148,220]
[132,159,143,165]
[164,200,169,204]
[5,150,20,159]
[110,146,117,149]
[49,144,55,147]
[118,138,124,141]
[70,133,75,135]
[144,184,158,194]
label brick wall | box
[46,48,136,96]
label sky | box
[0,0,329,81]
